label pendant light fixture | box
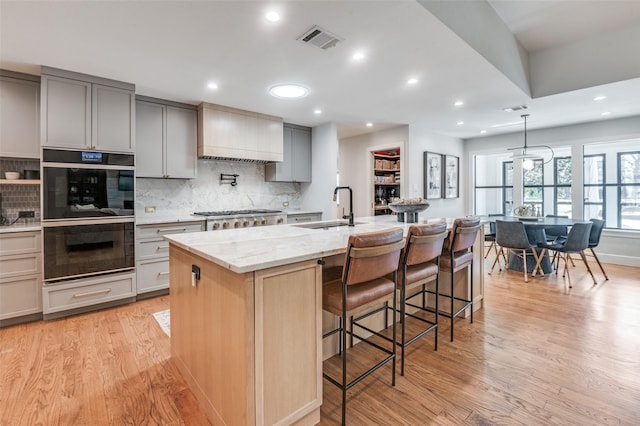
[509,114,554,170]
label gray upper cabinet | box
[136,97,197,179]
[265,124,311,182]
[0,71,41,159]
[40,67,135,153]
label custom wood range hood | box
[197,102,284,163]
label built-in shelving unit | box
[372,149,401,216]
[0,180,40,185]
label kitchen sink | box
[293,220,363,229]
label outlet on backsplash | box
[145,206,157,213]
[18,211,35,218]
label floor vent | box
[298,25,342,50]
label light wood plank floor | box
[1,259,639,425]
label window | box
[474,153,513,215]
[584,140,640,230]
[554,157,572,217]
[584,154,604,221]
[523,159,543,215]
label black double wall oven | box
[42,149,135,283]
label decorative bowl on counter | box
[388,198,430,223]
[4,172,20,180]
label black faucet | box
[333,186,354,226]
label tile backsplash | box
[135,159,302,216]
[0,158,40,223]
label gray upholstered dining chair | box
[490,220,542,282]
[536,221,596,288]
[585,218,608,280]
[544,214,569,242]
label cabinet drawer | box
[136,221,204,239]
[43,272,135,314]
[136,258,170,294]
[0,253,41,280]
[0,274,42,320]
[136,239,170,260]
[0,231,41,256]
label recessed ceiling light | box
[366,122,373,127]
[265,11,280,22]
[594,96,607,101]
[601,111,611,116]
[207,82,218,89]
[480,130,487,134]
[407,78,418,85]
[314,109,322,115]
[454,101,464,106]
[353,51,365,61]
[269,84,309,99]
[457,121,464,126]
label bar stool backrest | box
[444,217,481,253]
[403,223,448,266]
[344,227,404,286]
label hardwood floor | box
[1,259,639,425]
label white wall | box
[299,122,340,220]
[464,115,640,267]
[337,124,467,221]
[408,123,466,219]
[339,126,408,218]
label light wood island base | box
[170,245,322,426]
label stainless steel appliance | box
[193,209,286,231]
[42,149,135,220]
[42,218,135,282]
[42,149,135,283]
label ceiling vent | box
[503,104,529,112]
[298,25,343,50]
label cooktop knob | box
[212,222,220,230]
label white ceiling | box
[1,0,639,140]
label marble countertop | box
[0,222,41,234]
[164,215,455,274]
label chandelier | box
[509,114,554,170]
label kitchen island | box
[164,215,485,426]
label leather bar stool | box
[394,222,447,375]
[438,217,482,342]
[322,227,404,425]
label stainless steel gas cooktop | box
[193,209,282,216]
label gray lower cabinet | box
[0,71,40,159]
[42,271,136,319]
[40,67,135,153]
[135,220,204,294]
[287,212,322,223]
[0,231,42,326]
[265,123,311,182]
[136,97,197,179]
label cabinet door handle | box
[158,271,170,276]
[156,245,170,251]
[157,227,187,233]
[73,288,111,298]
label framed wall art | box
[423,152,442,199]
[444,154,459,199]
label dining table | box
[483,215,576,274]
